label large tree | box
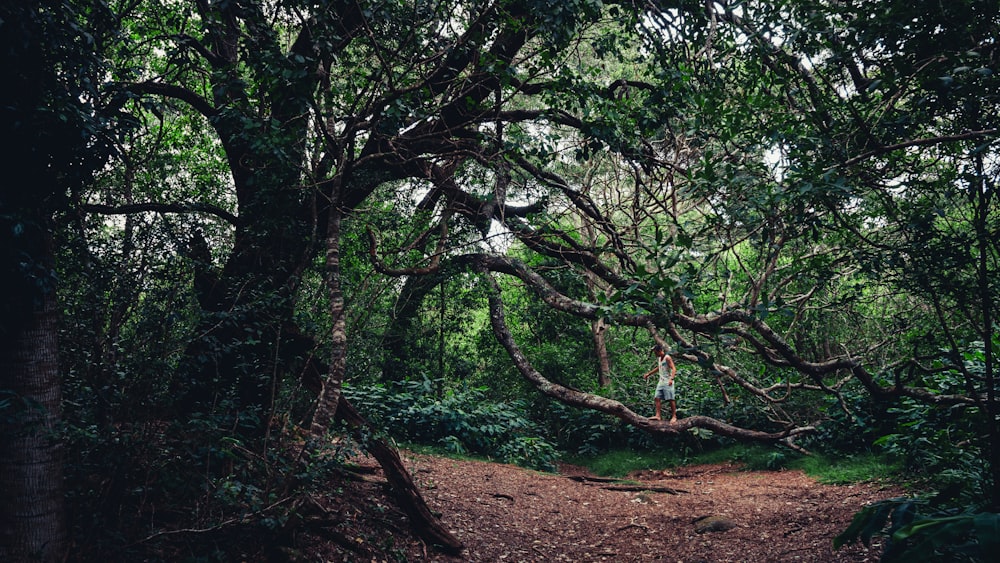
[89,0,999,445]
[77,0,999,551]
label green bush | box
[836,498,1000,562]
[345,377,559,471]
[872,397,988,500]
[498,436,559,472]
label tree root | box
[335,395,464,555]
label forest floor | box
[294,450,905,562]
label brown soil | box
[297,452,903,562]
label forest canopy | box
[1,0,998,560]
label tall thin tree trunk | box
[302,197,462,554]
[439,280,445,385]
[310,203,346,436]
[0,224,67,562]
[592,317,612,387]
[974,153,999,510]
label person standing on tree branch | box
[643,345,677,423]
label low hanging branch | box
[479,269,815,444]
[334,396,464,555]
[367,246,838,428]
[370,233,983,436]
[290,338,463,555]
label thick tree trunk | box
[171,0,319,417]
[0,223,67,562]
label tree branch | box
[480,269,815,443]
[119,81,217,119]
[81,202,238,225]
[837,129,999,168]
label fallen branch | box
[564,475,688,494]
[601,485,687,494]
[617,522,649,532]
[133,496,294,544]
[565,475,625,483]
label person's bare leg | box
[668,400,677,423]
[652,398,662,420]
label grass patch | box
[793,452,901,485]
[564,445,901,485]
[563,446,747,477]
[562,449,681,478]
[563,444,766,478]
[401,442,560,473]
[399,442,491,463]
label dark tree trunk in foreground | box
[0,221,67,562]
[0,1,109,555]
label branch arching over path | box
[479,270,816,444]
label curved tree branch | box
[479,268,815,443]
[119,81,217,119]
[837,129,999,168]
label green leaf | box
[835,498,911,550]
[974,512,1000,556]
[887,515,972,562]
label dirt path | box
[306,452,902,562]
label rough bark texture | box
[591,317,612,387]
[309,205,347,436]
[0,229,67,562]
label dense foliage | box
[2,0,998,560]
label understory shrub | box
[63,402,345,561]
[836,497,1000,562]
[837,345,997,561]
[345,378,558,471]
[542,398,669,455]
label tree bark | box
[310,203,346,435]
[592,317,612,388]
[481,270,815,443]
[0,222,67,562]
[335,396,464,555]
